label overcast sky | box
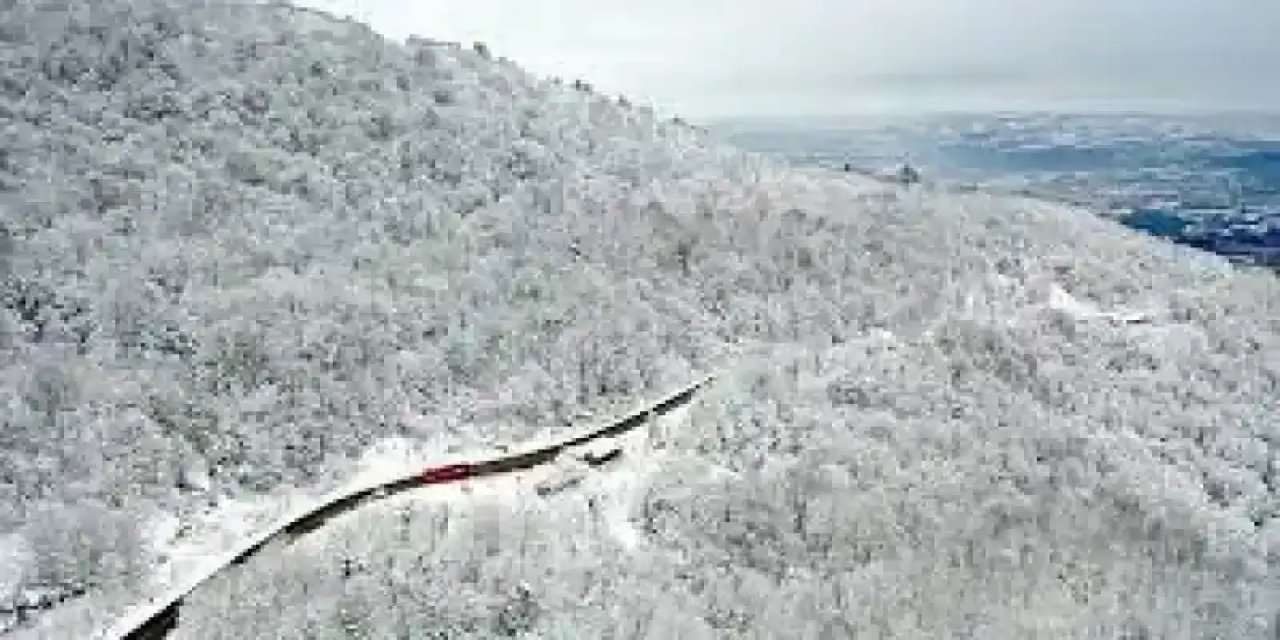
[301,0,1280,120]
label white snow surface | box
[0,534,33,606]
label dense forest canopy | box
[1,1,1276,637]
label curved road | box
[96,374,715,640]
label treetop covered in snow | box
[1,1,1276,637]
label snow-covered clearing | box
[295,401,693,554]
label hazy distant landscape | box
[718,113,1280,272]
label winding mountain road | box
[99,374,716,640]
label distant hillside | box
[3,2,1277,638]
[717,113,1280,273]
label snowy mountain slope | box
[2,0,1277,638]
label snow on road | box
[293,402,694,554]
[91,438,533,639]
[127,420,605,608]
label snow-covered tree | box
[2,0,1275,637]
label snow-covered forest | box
[1,0,1276,637]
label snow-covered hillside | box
[2,1,1277,638]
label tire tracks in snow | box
[98,374,715,640]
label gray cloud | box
[301,0,1280,118]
